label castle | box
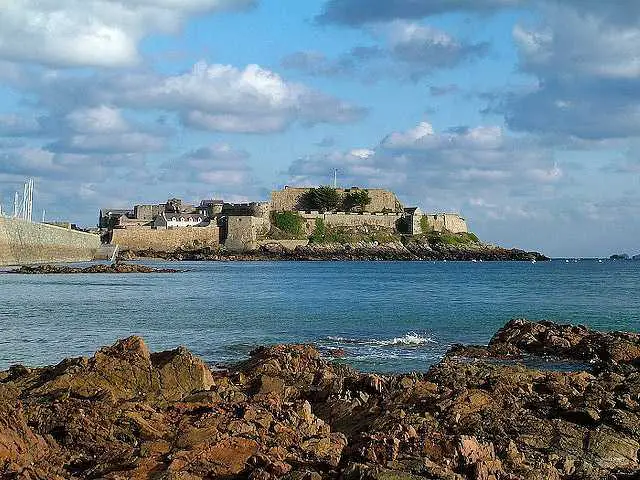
[100,187,468,253]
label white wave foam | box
[325,332,436,347]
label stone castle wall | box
[224,216,269,252]
[271,187,403,213]
[0,217,101,266]
[112,226,220,253]
[298,212,402,234]
[424,214,468,234]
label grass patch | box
[428,231,480,245]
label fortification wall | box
[0,217,101,266]
[271,187,403,213]
[222,202,271,220]
[298,212,402,234]
[225,216,268,252]
[424,214,469,234]
[112,226,219,253]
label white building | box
[153,213,208,230]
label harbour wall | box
[0,217,101,266]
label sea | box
[1,260,639,373]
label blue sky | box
[0,0,639,257]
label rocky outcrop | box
[129,241,548,262]
[8,263,180,274]
[2,320,638,479]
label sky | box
[0,0,639,257]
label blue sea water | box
[1,260,639,373]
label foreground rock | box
[128,241,548,262]
[1,320,638,479]
[8,263,180,274]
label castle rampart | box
[424,213,468,234]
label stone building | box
[153,213,208,230]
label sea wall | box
[112,226,220,253]
[0,217,101,266]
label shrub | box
[420,215,431,234]
[310,218,326,243]
[301,186,342,212]
[271,211,304,236]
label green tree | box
[343,189,371,212]
[302,186,342,212]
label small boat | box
[531,259,536,264]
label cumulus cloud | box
[283,22,487,81]
[37,106,167,154]
[0,0,256,68]
[162,144,252,186]
[4,62,365,135]
[502,3,640,140]
[21,63,366,134]
[0,114,42,137]
[287,121,562,210]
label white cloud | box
[506,3,640,140]
[0,114,41,137]
[382,122,504,150]
[0,0,256,68]
[283,21,487,81]
[162,144,252,186]
[120,62,366,133]
[65,106,129,134]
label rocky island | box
[101,186,548,262]
[7,263,180,274]
[2,319,638,479]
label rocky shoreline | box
[2,320,638,479]
[7,263,181,274]
[127,241,548,262]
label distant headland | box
[100,185,547,262]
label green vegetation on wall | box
[271,211,304,236]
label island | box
[99,186,547,262]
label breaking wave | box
[325,332,436,347]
